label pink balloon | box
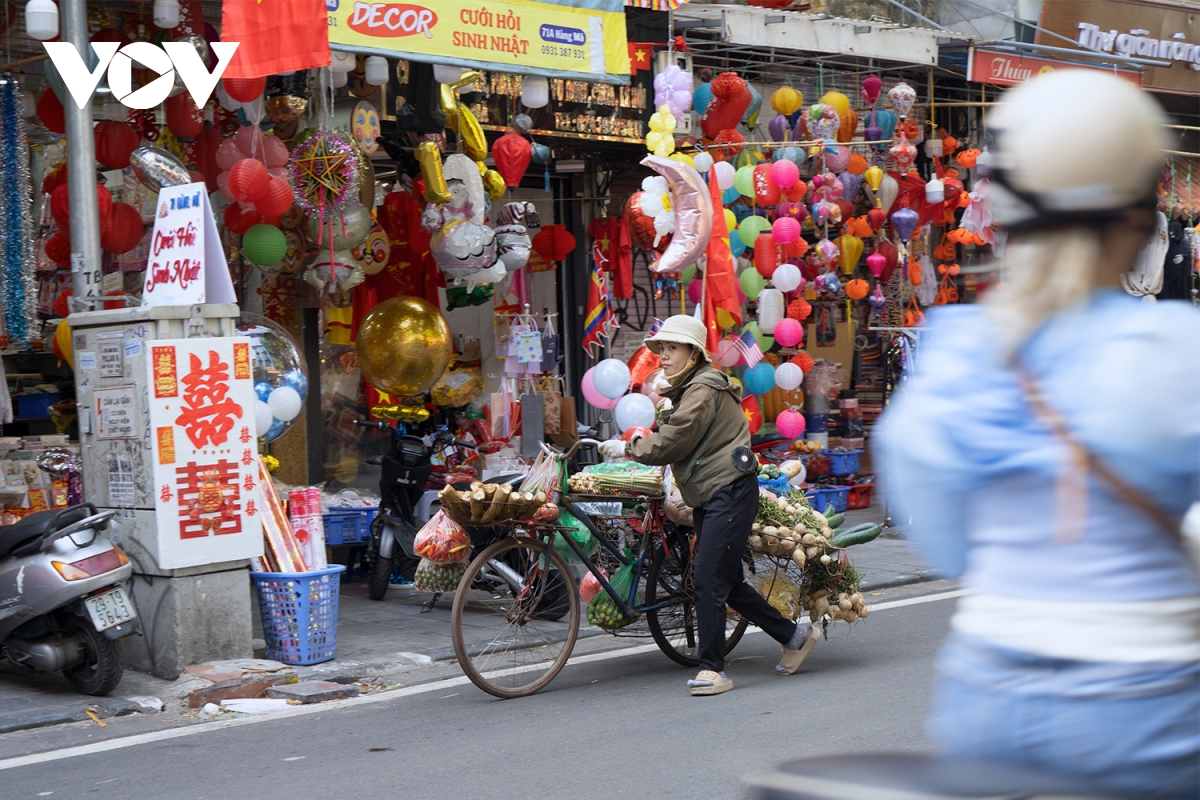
[217,171,233,201]
[582,368,617,410]
[262,135,289,169]
[716,338,742,368]
[687,278,703,305]
[268,167,289,180]
[235,125,265,161]
[216,139,244,171]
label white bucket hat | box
[644,315,711,363]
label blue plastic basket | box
[825,449,864,477]
[322,507,378,545]
[249,565,346,665]
[15,391,60,419]
[806,485,850,515]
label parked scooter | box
[0,503,137,695]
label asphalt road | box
[0,584,962,800]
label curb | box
[0,697,151,735]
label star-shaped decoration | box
[295,138,349,194]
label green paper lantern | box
[242,224,287,267]
[745,320,774,352]
[735,148,764,169]
[734,165,755,198]
[738,215,769,248]
[739,266,766,298]
[680,264,697,284]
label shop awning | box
[328,0,632,85]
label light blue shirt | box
[878,291,1200,603]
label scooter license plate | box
[84,587,136,632]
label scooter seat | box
[0,504,95,558]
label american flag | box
[733,329,763,368]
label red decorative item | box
[165,93,204,139]
[192,122,222,192]
[53,289,73,317]
[753,232,778,277]
[753,163,781,206]
[97,184,113,220]
[50,184,70,229]
[701,72,751,140]
[866,206,887,232]
[782,238,809,261]
[229,158,270,203]
[532,224,577,262]
[624,192,669,253]
[100,202,145,255]
[94,120,141,170]
[255,177,294,218]
[712,130,744,161]
[834,198,855,224]
[791,352,815,373]
[223,75,266,104]
[45,231,71,266]
[492,131,531,189]
[41,163,67,196]
[787,298,812,321]
[36,89,64,135]
[876,240,899,282]
[845,278,870,300]
[224,202,260,235]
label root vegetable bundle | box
[438,482,547,526]
[567,469,663,496]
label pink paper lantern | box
[769,159,800,189]
[772,216,801,244]
[867,252,887,277]
[776,408,807,439]
[773,318,803,347]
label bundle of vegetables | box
[413,557,467,592]
[801,558,867,625]
[585,562,637,630]
[413,510,470,562]
[438,481,547,526]
[568,464,663,496]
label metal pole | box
[61,0,102,305]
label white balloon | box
[775,362,804,391]
[713,161,736,191]
[614,393,657,432]
[254,400,273,436]
[267,386,303,422]
[772,263,802,293]
[693,152,715,172]
[593,358,631,400]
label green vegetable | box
[586,563,637,630]
[830,523,884,548]
[823,503,837,518]
[413,558,466,592]
[825,512,845,530]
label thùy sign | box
[968,47,1142,87]
[143,184,235,306]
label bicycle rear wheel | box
[451,536,580,698]
[644,533,749,667]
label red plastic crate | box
[846,483,874,510]
[806,455,831,478]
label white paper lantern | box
[25,0,58,41]
[774,362,803,391]
[330,51,356,73]
[925,177,945,204]
[713,161,736,191]
[521,76,550,109]
[757,288,784,335]
[433,64,465,85]
[153,0,180,29]
[364,56,389,86]
[771,263,802,293]
[693,152,714,172]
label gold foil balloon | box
[356,296,453,397]
[266,95,308,124]
[483,169,506,201]
[371,404,431,423]
[439,70,488,162]
[416,141,451,204]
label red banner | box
[968,47,1141,87]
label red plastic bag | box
[580,567,607,604]
[414,510,470,563]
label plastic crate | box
[847,483,875,510]
[322,507,378,545]
[807,485,850,515]
[806,455,831,479]
[825,449,863,477]
[250,565,346,665]
[757,475,791,495]
[15,392,60,419]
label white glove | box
[598,440,627,459]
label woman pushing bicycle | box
[598,315,819,696]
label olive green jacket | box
[627,363,751,509]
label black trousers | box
[692,472,798,672]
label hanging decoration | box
[887,83,917,120]
[0,78,37,347]
[288,129,359,216]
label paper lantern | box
[229,159,270,203]
[776,408,806,438]
[716,338,742,368]
[769,159,799,189]
[744,362,776,395]
[241,224,287,267]
[757,288,784,334]
[878,174,899,213]
[787,298,812,321]
[493,131,531,188]
[771,86,803,116]
[848,153,868,175]
[701,72,752,140]
[686,278,703,305]
[791,352,815,373]
[739,266,767,298]
[94,121,140,170]
[836,234,864,275]
[165,93,204,139]
[738,215,769,249]
[256,177,295,218]
[753,163,781,206]
[100,202,144,254]
[772,216,800,245]
[771,263,802,293]
[863,165,884,192]
[845,278,870,300]
[867,252,887,277]
[45,231,70,265]
[746,320,774,351]
[891,207,920,242]
[36,89,64,134]
[820,91,850,119]
[532,223,576,262]
[714,161,736,191]
[224,202,260,235]
[773,318,803,349]
[925,177,945,204]
[754,232,778,277]
[192,122,221,192]
[223,75,266,103]
[734,165,755,198]
[825,146,851,173]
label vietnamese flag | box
[741,395,763,434]
[221,0,330,79]
[702,169,741,354]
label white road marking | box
[0,588,967,772]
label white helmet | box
[988,70,1167,230]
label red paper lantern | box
[712,130,744,161]
[256,177,294,218]
[834,198,855,225]
[192,122,222,192]
[36,89,64,135]
[224,202,261,235]
[754,232,778,277]
[42,164,67,196]
[45,231,70,266]
[50,184,70,229]
[223,75,266,104]
[97,184,113,220]
[866,207,887,232]
[701,72,751,140]
[165,93,204,139]
[753,163,781,206]
[229,158,270,203]
[492,131,531,189]
[782,238,809,261]
[53,289,73,317]
[531,223,576,262]
[94,120,140,170]
[100,202,145,254]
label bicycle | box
[449,439,753,699]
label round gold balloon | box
[356,296,453,397]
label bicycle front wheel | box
[644,534,749,667]
[451,536,580,698]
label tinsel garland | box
[0,76,37,347]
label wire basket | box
[250,565,346,665]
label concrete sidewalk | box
[0,500,937,734]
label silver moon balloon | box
[640,155,713,274]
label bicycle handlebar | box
[561,437,603,460]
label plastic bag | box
[748,566,803,620]
[413,558,466,592]
[586,562,637,630]
[414,510,470,563]
[552,510,599,564]
[580,567,607,604]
